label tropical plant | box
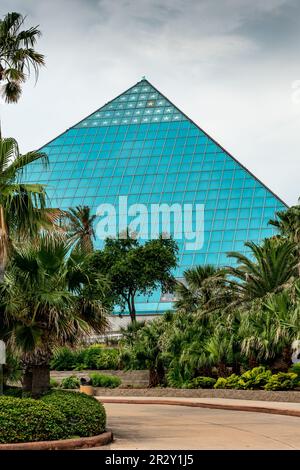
[175,265,231,313]
[227,238,297,303]
[60,375,80,390]
[0,234,109,395]
[0,137,50,276]
[64,205,96,253]
[0,12,44,103]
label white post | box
[0,340,6,395]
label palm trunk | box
[148,367,160,387]
[0,204,9,281]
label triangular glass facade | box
[22,79,287,315]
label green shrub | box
[238,367,272,390]
[41,390,106,437]
[214,377,228,389]
[186,376,216,389]
[0,396,67,443]
[83,345,103,369]
[3,387,23,398]
[60,375,80,389]
[89,372,121,388]
[96,349,120,370]
[50,347,85,371]
[290,363,300,379]
[264,372,299,391]
[50,378,60,388]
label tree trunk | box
[0,204,9,281]
[31,365,50,397]
[128,295,136,323]
[22,366,33,393]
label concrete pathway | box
[94,397,300,450]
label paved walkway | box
[94,397,300,450]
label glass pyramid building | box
[23,78,287,315]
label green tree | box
[226,238,297,303]
[63,205,96,253]
[90,234,178,322]
[0,234,109,396]
[0,12,44,103]
[0,137,50,276]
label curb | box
[99,398,300,418]
[0,430,113,451]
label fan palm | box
[0,12,44,103]
[0,137,50,276]
[269,205,300,276]
[226,238,297,303]
[175,264,230,313]
[0,234,109,395]
[64,205,96,253]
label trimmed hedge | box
[41,391,106,437]
[0,396,67,443]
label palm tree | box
[0,234,109,395]
[0,137,50,276]
[269,205,300,276]
[226,238,297,303]
[239,291,300,371]
[0,12,44,103]
[175,264,230,313]
[64,205,96,253]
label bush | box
[50,346,121,371]
[50,378,60,388]
[41,390,106,437]
[186,376,216,389]
[96,349,120,370]
[214,374,240,389]
[50,347,85,371]
[0,396,67,443]
[214,377,228,389]
[3,387,23,398]
[89,372,121,388]
[264,372,299,391]
[290,363,300,379]
[238,367,272,390]
[60,375,80,389]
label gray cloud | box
[0,0,299,204]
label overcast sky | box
[1,0,299,205]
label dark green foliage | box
[90,234,178,321]
[60,375,80,389]
[89,372,121,388]
[0,396,67,443]
[50,348,85,371]
[290,363,300,378]
[186,376,216,389]
[264,372,299,391]
[41,391,106,437]
[50,378,59,388]
[50,346,120,371]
